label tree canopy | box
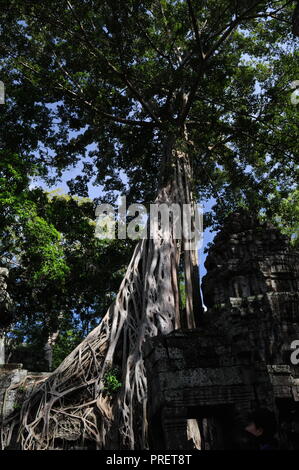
[0,0,298,450]
[0,151,133,368]
[1,0,298,221]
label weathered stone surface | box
[0,365,50,424]
[144,210,299,450]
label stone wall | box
[1,212,298,449]
[0,265,50,446]
[0,363,49,448]
[144,211,299,450]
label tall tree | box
[0,161,132,370]
[1,0,298,449]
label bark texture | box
[1,137,202,450]
[292,1,299,36]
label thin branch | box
[243,0,294,20]
[136,23,175,69]
[56,85,154,127]
[204,17,240,61]
[14,55,153,128]
[179,0,286,125]
[178,68,205,125]
[186,0,205,60]
[186,138,227,210]
[205,1,265,60]
[65,0,162,126]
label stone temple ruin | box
[144,211,299,449]
[0,268,50,430]
[1,211,299,449]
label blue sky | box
[30,160,218,281]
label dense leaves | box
[0,155,133,367]
[1,1,298,211]
[1,1,298,368]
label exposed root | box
[1,144,201,450]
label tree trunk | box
[0,267,14,366]
[1,134,203,450]
[43,313,64,372]
[0,334,4,365]
[292,1,299,36]
[43,331,60,372]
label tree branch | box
[293,0,299,36]
[205,1,265,60]
[65,0,162,126]
[179,1,286,125]
[55,82,154,127]
[186,0,205,61]
[16,57,153,128]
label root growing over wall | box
[1,143,202,450]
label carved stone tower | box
[144,210,299,450]
[202,209,299,365]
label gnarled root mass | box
[1,146,200,450]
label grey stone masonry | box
[144,210,299,450]
[0,364,50,425]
